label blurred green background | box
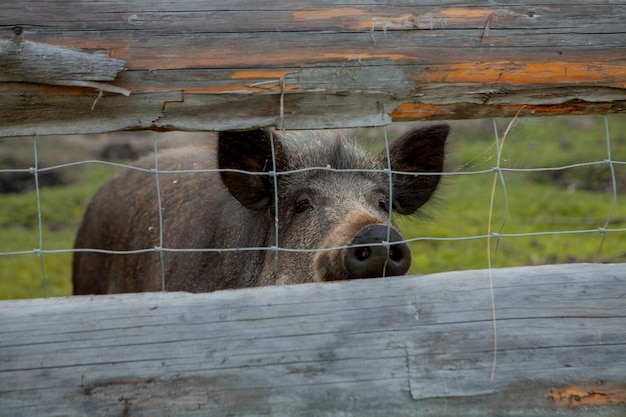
[1,115,624,299]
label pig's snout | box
[344,224,411,279]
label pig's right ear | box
[218,129,284,210]
[385,124,449,215]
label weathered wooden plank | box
[1,1,625,136]
[0,39,128,96]
[1,263,625,416]
[4,3,626,33]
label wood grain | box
[1,263,625,416]
[0,1,625,135]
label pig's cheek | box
[313,248,348,282]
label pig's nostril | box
[388,245,403,262]
[355,247,371,261]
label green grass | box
[0,164,119,299]
[1,115,625,299]
[402,115,626,273]
[404,174,626,275]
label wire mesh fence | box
[0,115,624,299]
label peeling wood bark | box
[1,263,625,416]
[0,1,625,135]
[0,38,128,95]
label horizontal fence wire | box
[0,115,624,298]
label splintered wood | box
[1,1,625,135]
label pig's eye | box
[294,199,312,214]
[378,200,390,213]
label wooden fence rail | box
[1,263,625,416]
[1,1,625,136]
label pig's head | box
[218,125,449,285]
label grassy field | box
[404,115,626,273]
[1,115,624,299]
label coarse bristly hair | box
[281,129,416,212]
[271,128,444,221]
[278,130,380,171]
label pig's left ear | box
[382,124,449,215]
[218,129,285,210]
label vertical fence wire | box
[31,135,48,298]
[595,115,618,262]
[0,115,625,298]
[271,74,289,279]
[152,133,167,291]
[487,119,506,269]
[381,125,394,278]
[485,115,519,381]
[269,130,281,279]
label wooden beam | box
[1,1,625,136]
[1,263,625,416]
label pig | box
[72,125,449,294]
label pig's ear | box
[383,124,449,215]
[218,129,285,210]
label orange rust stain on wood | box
[389,102,538,121]
[292,8,493,30]
[549,385,626,408]
[419,61,626,84]
[439,8,495,21]
[389,101,623,121]
[390,103,441,120]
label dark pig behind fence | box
[72,125,449,294]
